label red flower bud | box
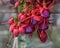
[9,24,16,32]
[14,1,20,8]
[19,26,25,35]
[8,17,14,25]
[13,28,19,37]
[37,31,48,43]
[18,13,26,22]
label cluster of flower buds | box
[8,0,55,42]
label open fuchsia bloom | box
[8,0,55,42]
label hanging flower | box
[8,0,55,43]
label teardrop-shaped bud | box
[19,26,25,35]
[14,1,20,8]
[8,17,14,25]
[9,23,16,32]
[19,24,28,34]
[18,13,26,22]
[13,28,19,37]
[37,31,48,43]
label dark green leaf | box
[29,5,33,10]
[18,4,23,13]
[14,17,18,22]
[18,0,26,13]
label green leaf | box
[23,2,26,8]
[18,0,26,13]
[18,4,23,13]
[14,17,18,22]
[19,39,25,42]
[29,5,33,10]
[18,37,25,42]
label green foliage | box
[18,36,25,42]
[18,4,24,13]
[14,17,18,22]
[18,0,26,13]
[29,5,33,10]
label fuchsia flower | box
[14,1,20,8]
[13,28,19,37]
[38,18,49,30]
[33,16,43,23]
[39,0,55,18]
[25,24,35,34]
[8,17,14,25]
[18,13,26,22]
[25,26,33,34]
[8,0,55,42]
[19,24,27,34]
[37,30,48,43]
[9,24,15,32]
[19,26,25,35]
[41,9,50,18]
[30,16,44,25]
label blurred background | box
[0,0,60,48]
